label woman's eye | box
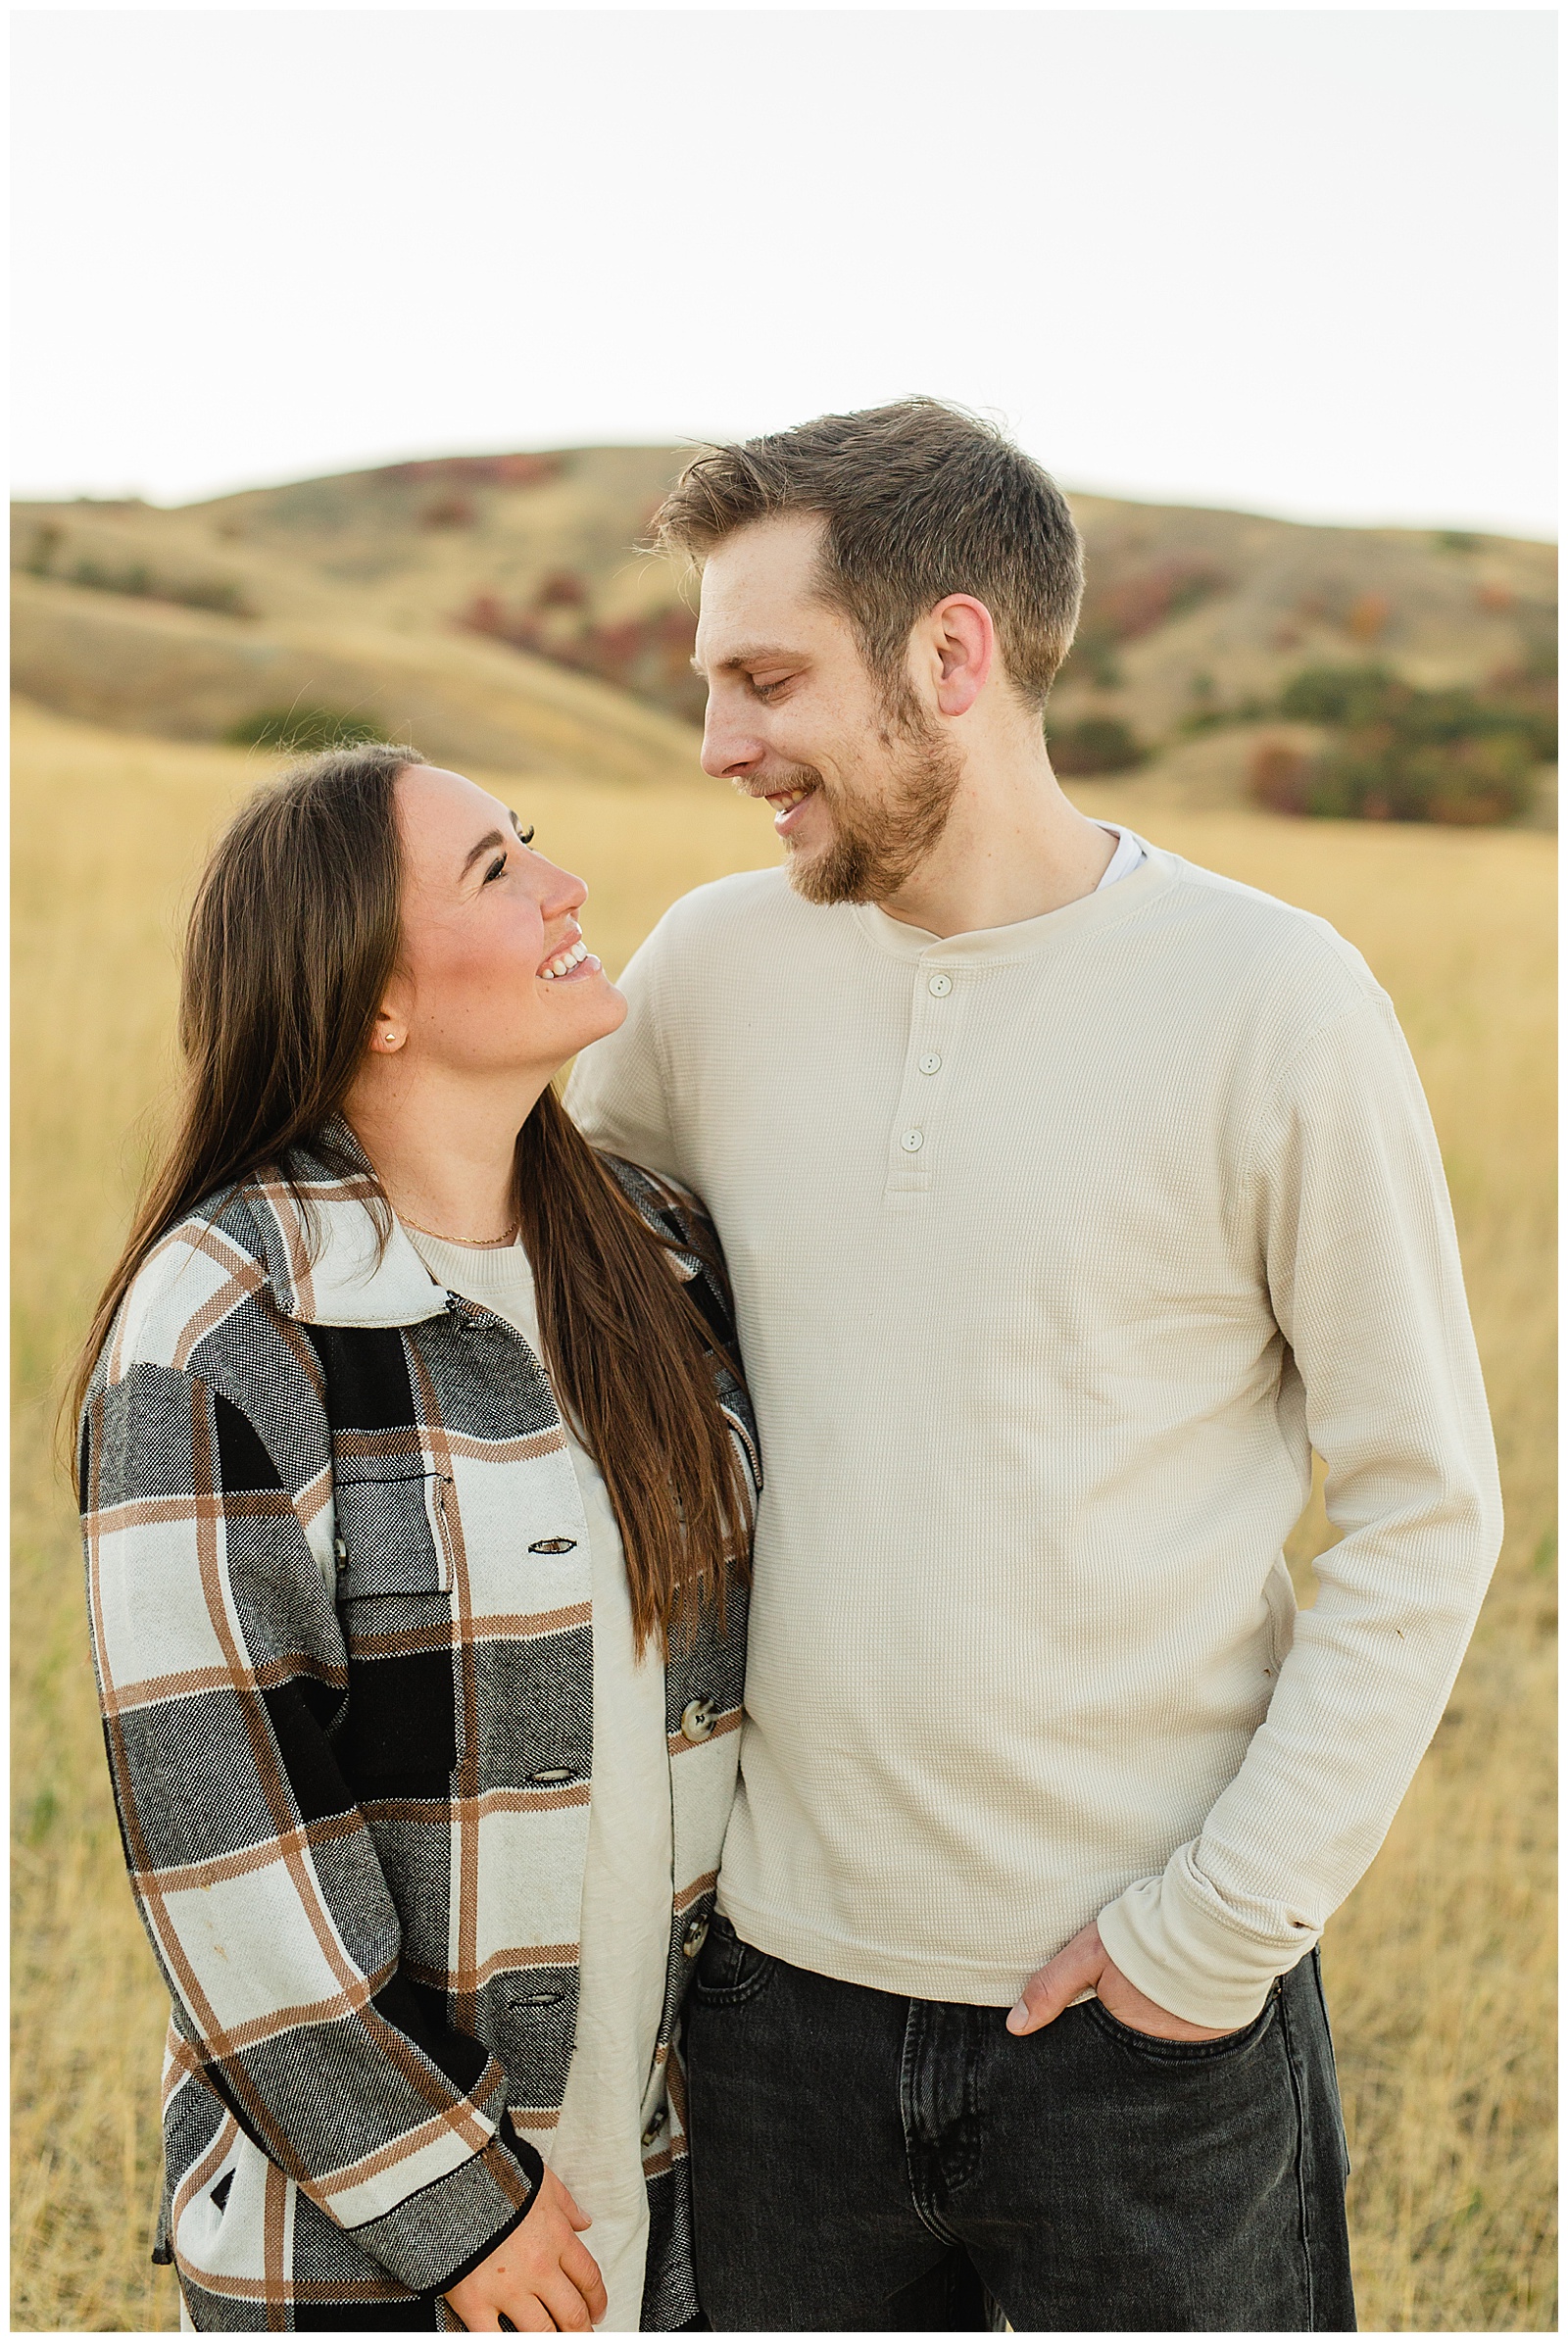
[483,854,508,884]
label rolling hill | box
[11,445,1557,810]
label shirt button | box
[901,1129,924,1152]
[641,2104,669,2144]
[918,1052,942,1075]
[927,973,953,998]
[680,1698,715,1742]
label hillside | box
[9,571,705,789]
[11,446,1557,805]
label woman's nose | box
[535,856,588,917]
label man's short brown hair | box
[650,398,1084,712]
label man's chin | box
[782,832,878,907]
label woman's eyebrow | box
[460,827,507,876]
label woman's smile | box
[539,934,601,981]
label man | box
[567,400,1500,2331]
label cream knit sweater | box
[567,846,1501,2029]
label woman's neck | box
[344,1061,550,1247]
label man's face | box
[693,513,961,905]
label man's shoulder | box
[1151,848,1385,1021]
[640,864,823,958]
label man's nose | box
[701,708,766,783]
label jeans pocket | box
[692,1914,776,2005]
[1086,1980,1280,2064]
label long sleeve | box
[1097,991,1503,2027]
[81,1362,541,2296]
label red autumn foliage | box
[536,569,589,610]
[1344,592,1391,644]
[420,496,476,530]
[458,592,704,723]
[1086,561,1228,645]
[1248,740,1316,815]
[381,453,562,492]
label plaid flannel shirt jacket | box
[80,1142,758,2332]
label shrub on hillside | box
[1060,561,1229,692]
[382,453,560,491]
[19,533,254,617]
[1251,662,1550,824]
[1048,716,1149,775]
[1278,665,1397,727]
[1279,663,1556,760]
[224,707,388,754]
[459,589,706,724]
[1249,733,1535,825]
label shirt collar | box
[851,832,1165,966]
[244,1124,450,1329]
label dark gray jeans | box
[686,1921,1354,2331]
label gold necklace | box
[402,1214,520,1249]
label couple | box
[78,401,1501,2333]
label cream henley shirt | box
[566,839,1502,2031]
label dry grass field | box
[12,697,1555,2331]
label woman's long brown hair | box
[69,743,751,1653]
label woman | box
[74,744,757,2332]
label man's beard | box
[771,701,963,907]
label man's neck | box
[875,747,1117,940]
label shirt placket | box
[884,960,958,1199]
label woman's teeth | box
[541,939,591,980]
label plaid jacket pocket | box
[333,1464,460,1784]
[333,1465,454,1599]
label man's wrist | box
[1097,1875,1287,2031]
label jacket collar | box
[244,1127,451,1330]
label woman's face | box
[385,763,626,1079]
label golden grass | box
[12,701,1555,2330]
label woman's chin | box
[549,966,627,1049]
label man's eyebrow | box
[460,827,507,877]
[691,642,808,677]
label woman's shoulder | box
[101,1184,277,1387]
[600,1151,712,1244]
[598,1153,739,1350]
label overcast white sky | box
[10,8,1558,534]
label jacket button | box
[681,1916,710,1961]
[641,2104,667,2146]
[680,1698,715,1742]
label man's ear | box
[928,596,995,718]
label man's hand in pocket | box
[1005,1921,1238,2043]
